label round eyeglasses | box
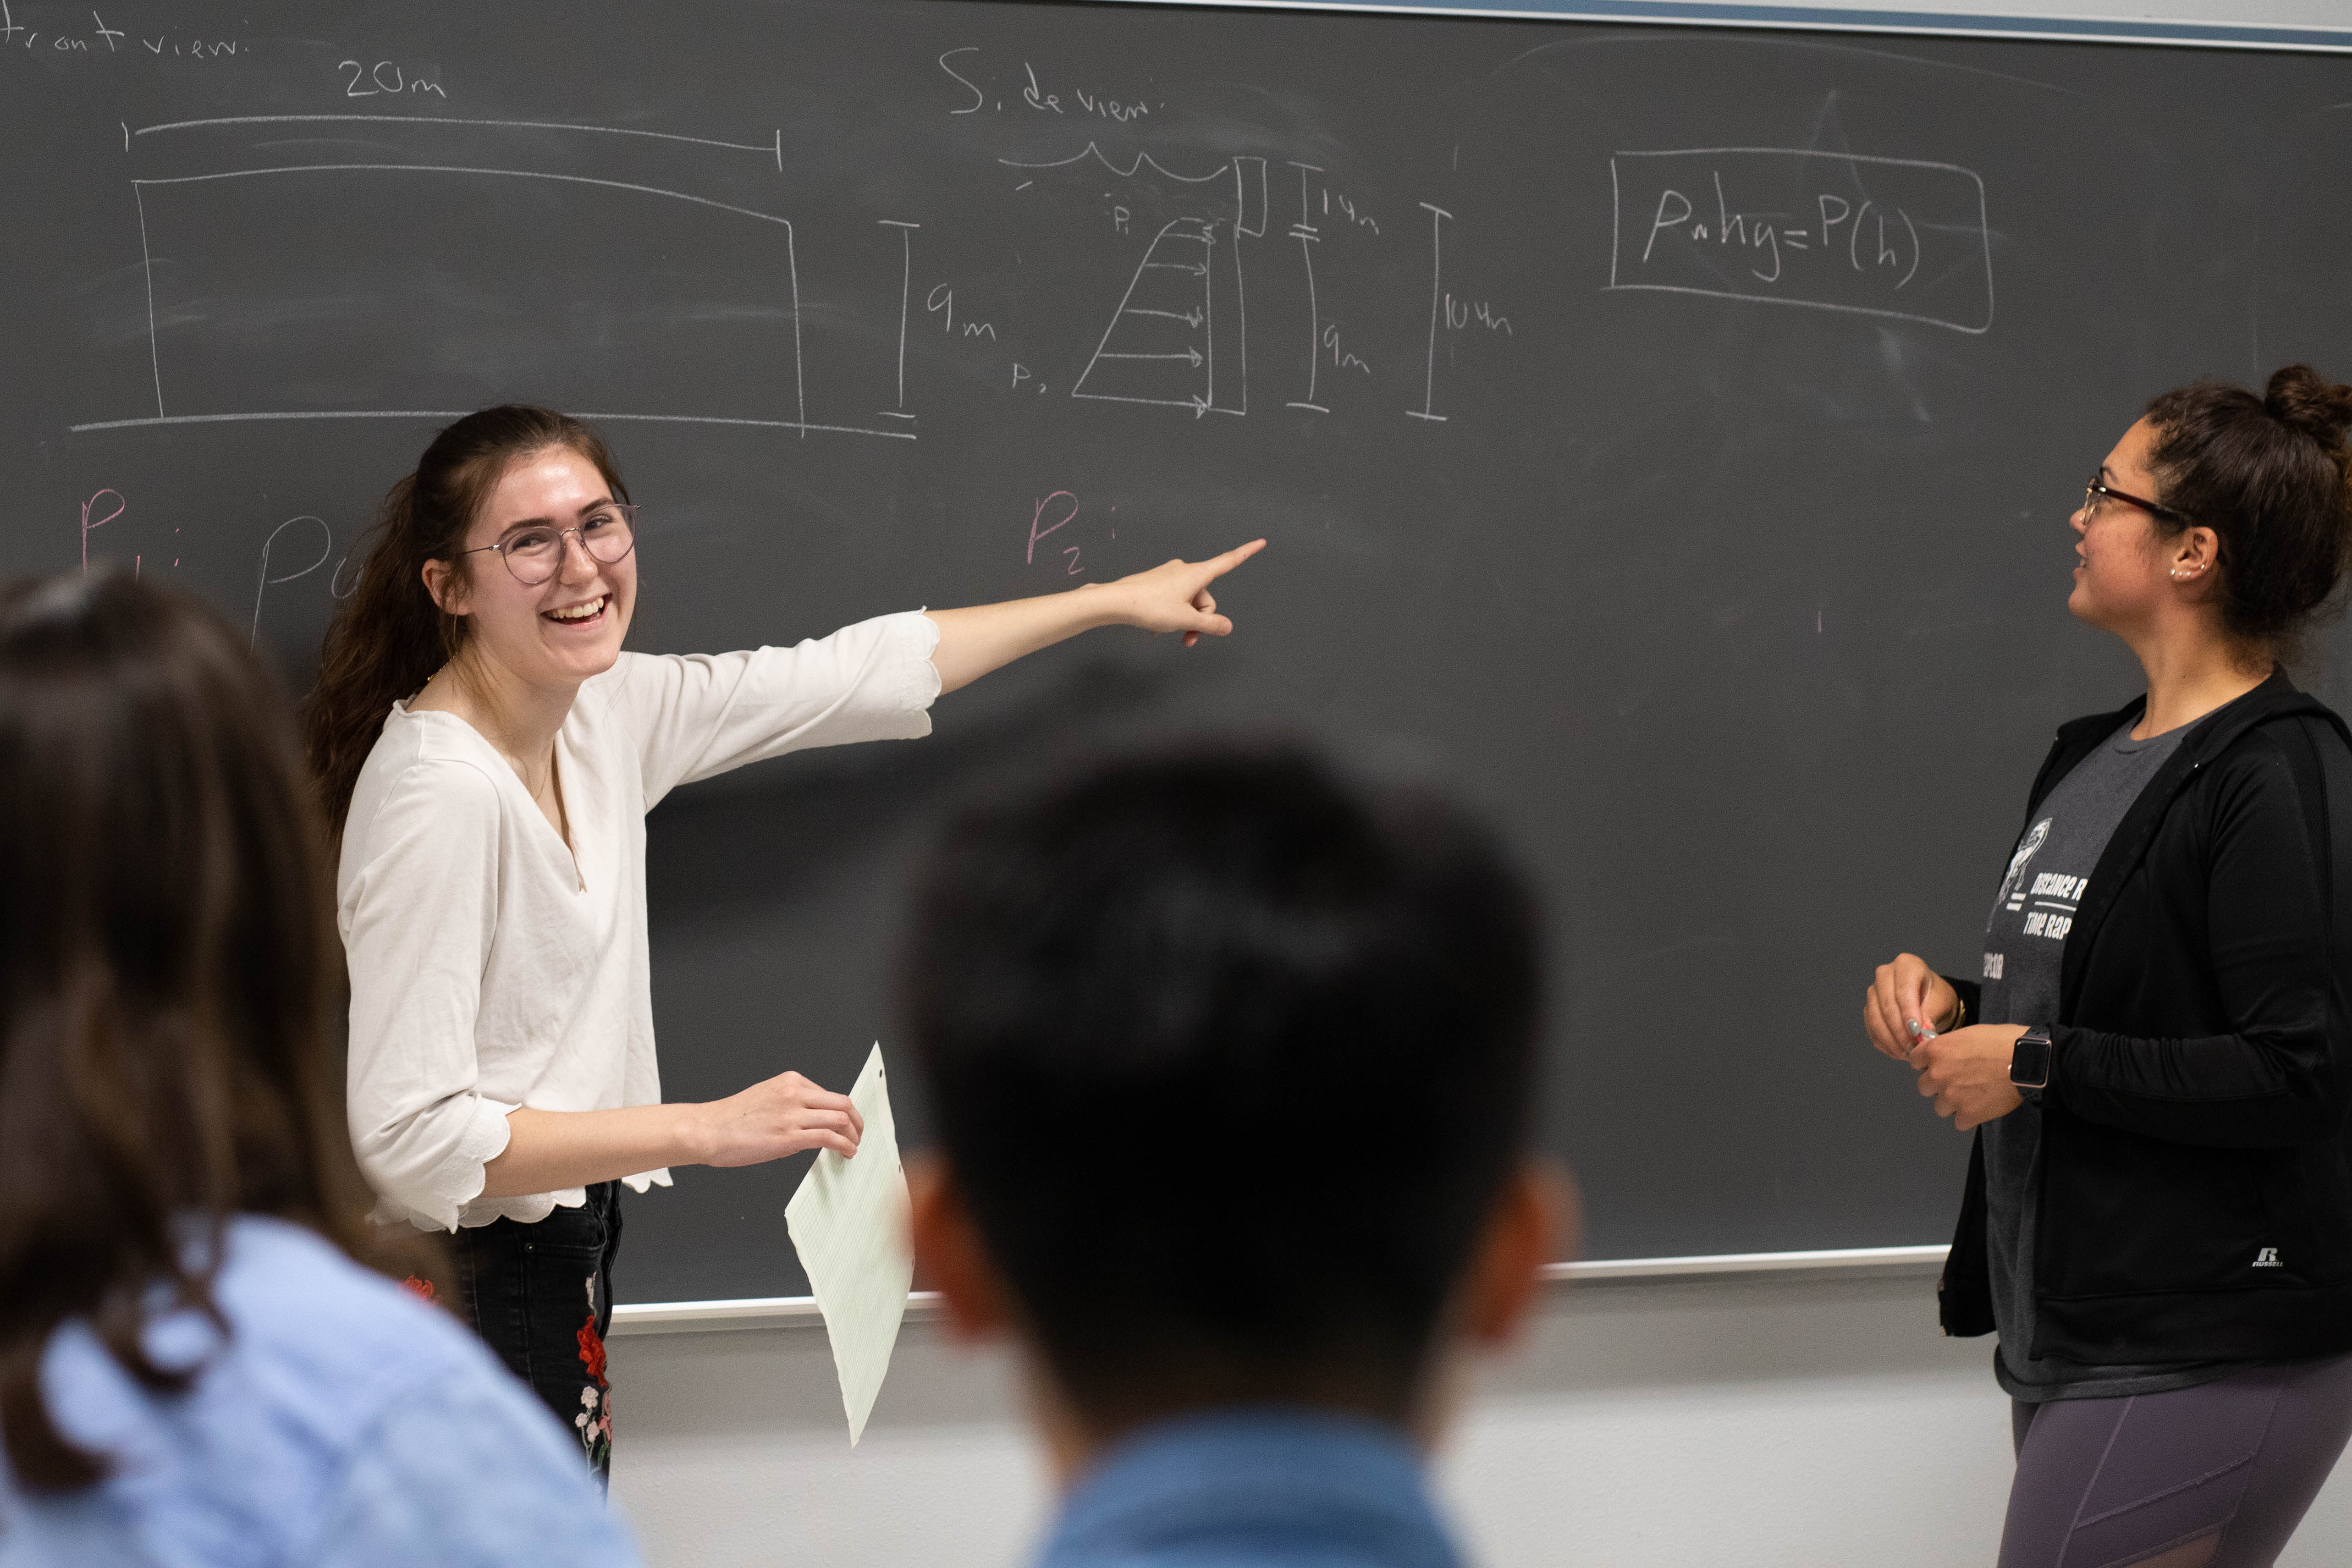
[464,503,638,586]
[2082,474,2188,527]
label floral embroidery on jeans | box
[575,1274,612,1471]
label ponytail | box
[2264,363,2352,456]
[2143,364,2352,659]
[301,407,627,838]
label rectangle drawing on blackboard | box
[132,163,809,426]
[1608,148,1994,334]
[82,156,914,440]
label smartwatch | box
[2010,1026,2053,1097]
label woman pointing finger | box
[305,406,1264,1484]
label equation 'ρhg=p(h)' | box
[1608,149,1993,335]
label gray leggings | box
[2001,1353,2352,1568]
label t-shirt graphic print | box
[1997,821,2084,947]
[1983,817,2052,982]
[1976,715,2220,1402]
[1981,725,2185,1030]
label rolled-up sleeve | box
[342,759,516,1230]
[600,611,942,808]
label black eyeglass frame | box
[2082,474,2190,528]
[462,503,640,586]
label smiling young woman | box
[303,406,1263,1484]
[1862,366,2352,1568]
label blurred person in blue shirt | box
[0,572,639,1568]
[902,746,1575,1568]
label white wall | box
[609,1270,2352,1567]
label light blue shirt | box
[0,1215,640,1568]
[1036,1408,1465,1568]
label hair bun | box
[2264,364,2352,450]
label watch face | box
[2012,1035,2052,1089]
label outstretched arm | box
[925,540,1267,695]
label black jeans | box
[450,1181,621,1486]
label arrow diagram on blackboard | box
[1100,347,1205,367]
[1074,217,1219,413]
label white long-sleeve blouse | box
[338,611,941,1232]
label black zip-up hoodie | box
[1938,671,2352,1364]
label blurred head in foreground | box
[0,572,381,1487]
[0,574,633,1564]
[903,744,1572,1478]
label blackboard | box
[5,1,2350,1304]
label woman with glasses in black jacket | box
[1864,365,2352,1568]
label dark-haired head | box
[2124,365,2352,659]
[0,572,415,1491]
[902,746,1566,1446]
[303,405,628,836]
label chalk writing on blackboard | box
[926,284,996,341]
[999,141,1225,185]
[1608,148,1994,334]
[1075,217,1226,417]
[1020,61,1152,124]
[79,489,124,574]
[336,61,446,99]
[939,47,1164,122]
[1,9,237,60]
[251,515,332,648]
[1011,148,1267,419]
[132,112,785,168]
[1026,490,1078,565]
[878,220,920,424]
[1285,162,1329,414]
[1407,204,1452,424]
[938,48,984,114]
[72,114,917,441]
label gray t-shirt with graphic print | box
[1978,716,2247,1402]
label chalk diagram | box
[1004,142,1485,425]
[1002,146,1269,418]
[72,112,921,441]
[1283,159,1330,415]
[1082,216,1223,413]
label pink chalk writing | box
[1026,490,1078,565]
[80,489,125,573]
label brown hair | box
[0,572,429,1492]
[302,406,628,836]
[2144,364,2352,655]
